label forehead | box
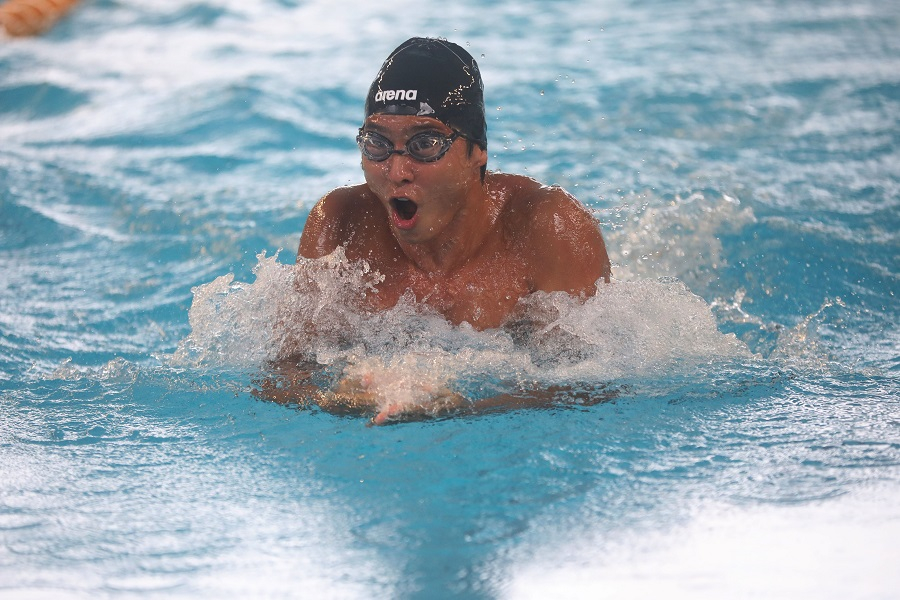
[363,114,451,135]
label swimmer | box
[267,38,612,423]
[299,37,610,331]
[0,0,80,37]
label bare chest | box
[370,252,531,330]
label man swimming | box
[262,37,613,423]
[298,37,610,331]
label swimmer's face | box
[360,114,487,244]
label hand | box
[319,373,470,425]
[370,386,469,425]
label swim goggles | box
[356,128,463,163]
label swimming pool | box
[2,0,898,597]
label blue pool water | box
[2,0,899,597]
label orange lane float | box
[0,0,81,37]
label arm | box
[252,358,469,424]
[252,359,321,407]
[525,185,611,295]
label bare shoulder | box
[490,173,591,227]
[298,184,380,259]
[490,172,611,294]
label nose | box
[385,152,415,185]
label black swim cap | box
[364,37,487,149]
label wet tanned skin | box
[298,114,610,331]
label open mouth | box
[391,197,419,222]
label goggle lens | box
[357,130,462,163]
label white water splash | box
[608,191,756,290]
[167,242,752,414]
[169,248,382,368]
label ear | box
[469,144,488,169]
